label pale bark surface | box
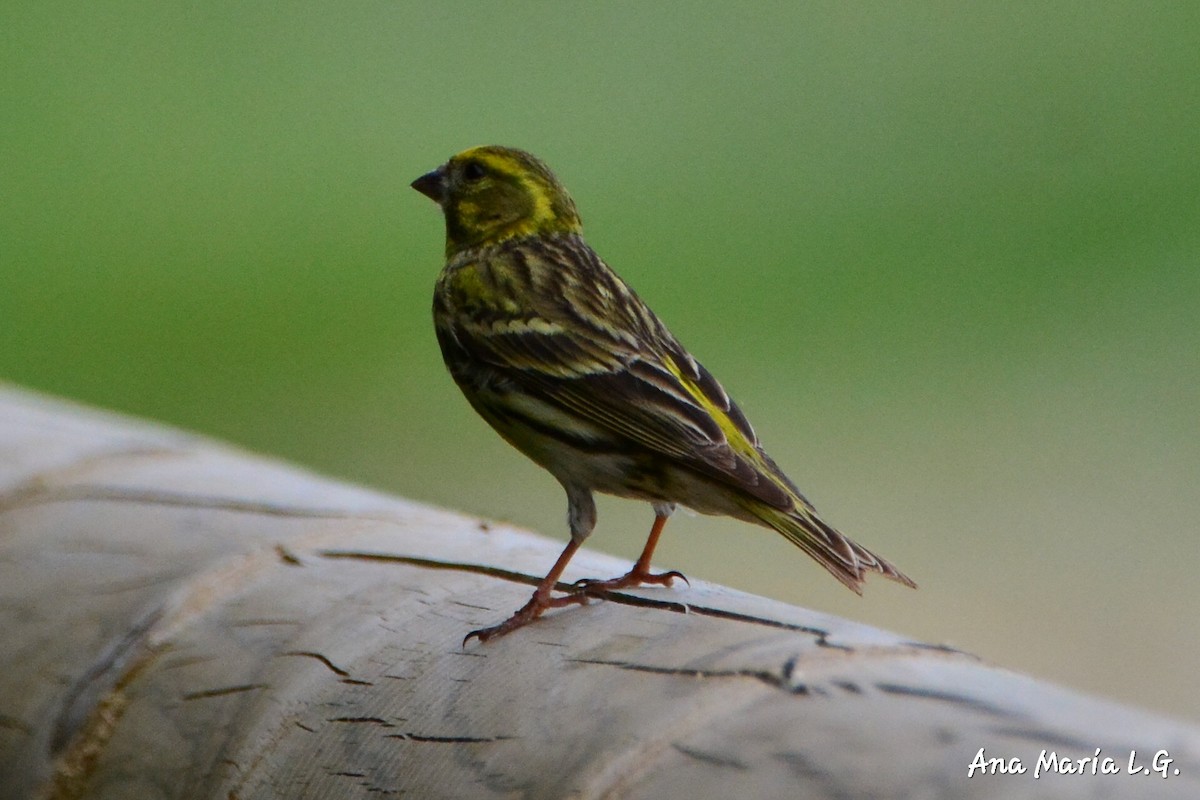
[0,384,1196,799]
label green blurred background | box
[3,4,1197,721]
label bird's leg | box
[573,511,689,593]
[463,539,590,646]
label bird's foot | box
[571,566,689,594]
[463,590,590,646]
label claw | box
[572,567,690,594]
[661,570,690,588]
[463,591,590,647]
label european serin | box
[412,146,915,643]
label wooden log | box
[0,384,1196,799]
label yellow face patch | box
[433,146,583,255]
[456,148,557,228]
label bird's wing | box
[436,253,796,509]
[555,345,799,510]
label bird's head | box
[412,146,582,256]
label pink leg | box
[464,539,590,645]
[573,513,688,593]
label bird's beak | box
[411,166,448,205]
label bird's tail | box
[743,501,917,594]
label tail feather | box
[746,503,917,593]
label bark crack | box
[281,651,350,677]
[318,549,853,648]
[0,446,182,513]
[0,715,33,735]
[42,649,160,800]
[182,684,268,701]
[772,750,858,800]
[385,733,514,744]
[51,603,165,754]
[986,724,1115,751]
[873,682,1019,718]
[568,657,811,695]
[672,743,749,771]
[329,717,397,727]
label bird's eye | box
[462,161,486,182]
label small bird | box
[412,146,915,643]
